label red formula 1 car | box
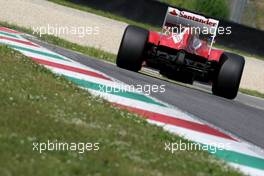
[116,7,245,99]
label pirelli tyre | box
[116,25,149,72]
[212,52,245,99]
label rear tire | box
[212,52,245,99]
[116,25,149,72]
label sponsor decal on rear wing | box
[162,7,219,35]
[161,7,220,56]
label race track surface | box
[28,37,264,149]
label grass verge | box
[0,21,116,63]
[48,0,159,31]
[160,0,229,19]
[215,44,264,62]
[0,45,243,175]
[240,88,264,99]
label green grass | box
[160,0,229,19]
[0,21,116,63]
[255,1,264,30]
[215,44,264,61]
[49,0,229,20]
[159,0,196,9]
[240,88,264,99]
[241,0,264,30]
[48,0,159,31]
[0,45,244,175]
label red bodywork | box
[148,31,223,62]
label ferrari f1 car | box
[116,7,245,99]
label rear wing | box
[162,7,219,55]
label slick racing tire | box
[212,52,245,99]
[116,25,149,72]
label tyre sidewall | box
[116,25,149,71]
[213,52,245,99]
